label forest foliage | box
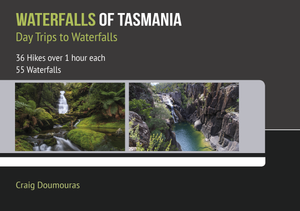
[129,83,176,151]
[15,83,125,135]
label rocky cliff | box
[129,111,182,151]
[129,84,182,151]
[162,83,239,151]
[129,83,154,108]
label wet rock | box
[43,138,57,146]
[129,111,150,148]
[129,147,137,151]
[53,130,68,138]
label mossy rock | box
[36,108,54,130]
[66,129,107,151]
[76,115,125,129]
[43,138,57,146]
[15,136,32,151]
[61,122,70,128]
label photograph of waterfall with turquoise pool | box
[15,83,125,151]
[129,83,239,151]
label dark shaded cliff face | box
[194,83,239,137]
[129,83,154,107]
[161,83,239,151]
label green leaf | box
[113,97,121,101]
[110,102,118,115]
[103,102,108,110]
[104,99,115,106]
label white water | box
[53,136,81,151]
[58,91,68,114]
[32,136,81,151]
[74,119,81,127]
[33,143,52,151]
[164,95,179,123]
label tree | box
[146,103,172,132]
[129,99,153,120]
[77,83,125,117]
[129,119,172,151]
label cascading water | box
[74,119,81,127]
[58,91,68,114]
[29,132,82,151]
[53,136,81,151]
[164,96,179,123]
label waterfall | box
[164,96,179,123]
[58,91,68,114]
[74,119,81,127]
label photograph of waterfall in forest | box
[15,83,125,151]
[129,83,239,151]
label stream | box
[27,126,81,151]
[28,121,125,151]
[27,90,124,151]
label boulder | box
[66,128,107,151]
[36,108,54,130]
[129,111,150,148]
[194,120,202,131]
